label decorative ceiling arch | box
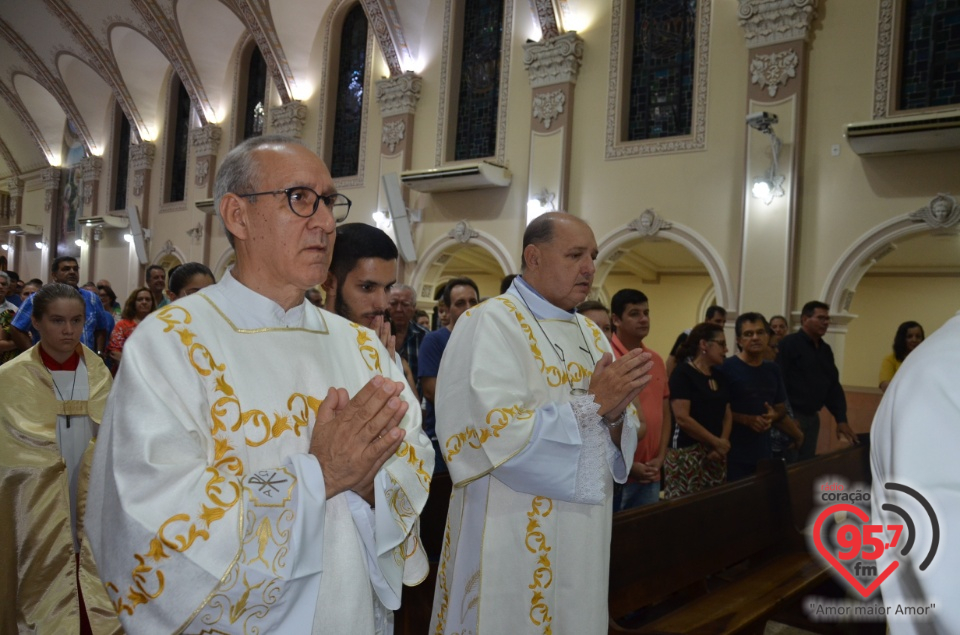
[57,53,116,153]
[43,0,149,142]
[235,0,295,102]
[360,0,406,76]
[0,137,19,175]
[0,80,53,162]
[530,0,562,39]
[131,0,214,125]
[0,16,95,155]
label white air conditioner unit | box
[77,214,129,229]
[845,112,960,155]
[196,198,215,215]
[1,223,43,236]
[400,161,511,193]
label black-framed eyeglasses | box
[235,187,351,223]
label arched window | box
[239,44,267,140]
[627,0,697,141]
[112,103,131,211]
[165,74,191,203]
[605,0,709,158]
[330,5,368,179]
[453,0,504,160]
[898,0,960,111]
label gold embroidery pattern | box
[351,323,383,372]
[584,318,604,352]
[445,405,534,463]
[106,305,318,616]
[433,513,453,634]
[397,440,431,490]
[526,496,554,633]
[493,298,566,387]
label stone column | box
[736,0,817,317]
[375,72,423,281]
[130,142,156,277]
[40,168,61,271]
[80,156,103,215]
[5,177,22,224]
[270,101,307,139]
[376,72,422,169]
[4,178,24,270]
[522,32,583,219]
[190,124,222,265]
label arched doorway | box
[598,237,716,359]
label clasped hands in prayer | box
[588,348,654,445]
[310,375,407,505]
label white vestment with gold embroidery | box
[429,278,638,635]
[87,271,434,634]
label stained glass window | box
[899,0,960,110]
[113,105,130,211]
[331,5,368,178]
[627,0,697,141]
[168,78,190,202]
[454,0,503,160]
[244,46,267,140]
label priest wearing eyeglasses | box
[86,135,433,634]
[429,212,654,635]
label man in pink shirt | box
[610,289,671,509]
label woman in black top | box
[664,322,732,499]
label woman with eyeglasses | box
[663,322,732,499]
[0,283,120,633]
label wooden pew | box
[608,443,872,635]
[784,437,872,531]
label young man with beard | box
[324,222,417,394]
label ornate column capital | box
[41,167,61,214]
[738,0,818,48]
[5,177,23,198]
[270,101,307,138]
[190,124,223,157]
[376,72,423,118]
[522,32,584,88]
[130,142,156,171]
[81,156,103,182]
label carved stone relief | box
[41,167,60,213]
[738,0,818,48]
[628,209,672,237]
[523,32,583,88]
[191,124,222,157]
[449,220,479,244]
[750,49,798,97]
[376,72,422,118]
[532,90,565,129]
[909,194,960,229]
[270,101,307,138]
[382,120,406,153]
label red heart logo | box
[811,503,899,599]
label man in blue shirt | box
[10,256,114,354]
[418,276,479,473]
[722,312,798,480]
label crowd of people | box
[0,135,938,633]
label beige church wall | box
[794,0,960,306]
[10,181,46,281]
[841,275,960,388]
[403,0,535,269]
[602,272,714,360]
[567,1,748,294]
